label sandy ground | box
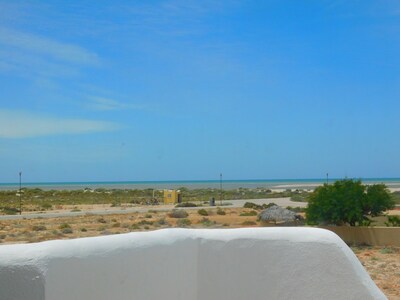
[0,205,398,299]
[353,246,400,300]
[0,197,306,220]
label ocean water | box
[1,178,400,191]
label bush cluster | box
[175,202,197,208]
[168,209,189,218]
[243,202,277,210]
[197,209,208,216]
[216,208,226,215]
[239,210,258,216]
[176,218,191,227]
[306,179,394,226]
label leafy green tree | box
[306,179,394,226]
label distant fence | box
[320,226,400,246]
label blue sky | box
[0,0,399,183]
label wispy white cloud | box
[0,49,79,78]
[85,96,145,111]
[0,110,119,138]
[0,26,99,82]
[0,27,99,65]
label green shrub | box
[61,227,73,234]
[97,217,107,223]
[242,220,257,226]
[216,208,226,215]
[1,207,19,215]
[240,210,258,216]
[380,247,395,254]
[154,218,169,226]
[131,224,140,230]
[80,228,87,232]
[290,195,307,202]
[137,220,153,226]
[385,215,400,227]
[32,225,47,231]
[199,217,216,227]
[197,209,208,216]
[97,226,106,231]
[243,202,277,210]
[175,202,197,208]
[40,203,52,210]
[243,202,261,209]
[307,179,394,226]
[59,223,71,230]
[169,209,189,218]
[144,214,152,218]
[286,206,306,213]
[176,218,191,227]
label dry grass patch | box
[353,246,400,299]
[0,207,398,300]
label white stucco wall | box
[0,228,386,300]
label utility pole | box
[219,173,222,206]
[326,173,329,185]
[19,171,22,215]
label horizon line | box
[1,177,400,186]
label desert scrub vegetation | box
[131,224,140,230]
[31,225,47,231]
[154,218,169,226]
[216,208,226,215]
[243,202,277,210]
[286,206,306,213]
[380,247,396,254]
[0,188,163,209]
[168,209,188,218]
[137,220,153,226]
[59,223,71,230]
[97,217,107,223]
[239,210,258,216]
[0,187,315,214]
[176,186,299,203]
[290,191,309,202]
[242,220,257,226]
[58,223,73,234]
[385,216,400,227]
[175,202,197,207]
[176,218,191,227]
[62,228,73,234]
[40,203,52,210]
[199,217,216,227]
[197,209,208,216]
[0,207,20,215]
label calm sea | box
[1,178,400,191]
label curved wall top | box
[0,228,386,300]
